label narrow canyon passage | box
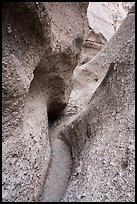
[40,128,72,202]
[40,60,107,202]
[2,2,134,202]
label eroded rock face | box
[87,2,134,40]
[2,2,88,202]
[61,5,135,202]
[79,2,134,65]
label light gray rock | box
[79,2,134,66]
[2,2,88,202]
[61,5,135,202]
[87,2,134,40]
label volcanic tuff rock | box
[79,2,134,65]
[2,2,88,202]
[2,2,135,202]
[61,4,135,202]
[87,2,134,40]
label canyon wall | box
[80,2,134,65]
[61,5,135,202]
[2,2,135,202]
[2,2,88,202]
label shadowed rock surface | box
[61,5,135,202]
[2,2,135,203]
[2,2,88,202]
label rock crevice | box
[2,3,135,202]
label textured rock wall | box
[2,2,88,202]
[79,2,134,65]
[61,5,135,202]
[87,2,134,40]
